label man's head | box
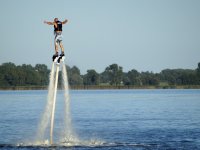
[54,18,58,22]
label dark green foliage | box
[67,66,83,85]
[83,69,99,85]
[127,69,141,85]
[0,62,49,86]
[104,64,123,86]
[143,72,160,85]
[197,62,200,77]
[160,69,198,85]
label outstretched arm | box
[44,21,54,25]
[62,19,68,24]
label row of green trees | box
[0,62,49,86]
[81,63,200,87]
[0,62,200,88]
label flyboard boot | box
[52,52,59,62]
[57,52,65,64]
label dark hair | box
[54,18,58,22]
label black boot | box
[60,52,65,57]
[52,52,58,61]
[57,52,65,63]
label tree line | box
[0,62,200,88]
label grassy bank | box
[0,86,47,90]
[1,85,200,90]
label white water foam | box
[50,63,60,144]
[60,64,77,140]
[35,63,55,142]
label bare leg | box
[52,41,59,61]
[59,42,64,54]
[54,40,59,54]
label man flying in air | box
[44,18,68,61]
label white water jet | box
[30,60,105,145]
[35,61,78,145]
[36,63,55,142]
[50,64,60,144]
[60,64,78,142]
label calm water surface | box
[0,89,200,149]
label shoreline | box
[0,85,200,90]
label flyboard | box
[50,53,65,145]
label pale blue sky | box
[0,0,200,74]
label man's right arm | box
[44,21,54,25]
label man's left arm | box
[62,19,68,24]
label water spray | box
[36,56,77,145]
[50,63,59,144]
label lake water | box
[0,89,200,149]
